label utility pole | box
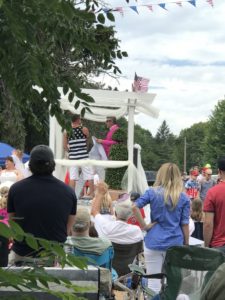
[184,137,187,173]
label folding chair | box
[73,246,114,270]
[112,241,144,299]
[112,241,143,277]
[200,261,225,300]
[129,245,225,300]
[72,246,115,299]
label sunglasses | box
[106,120,112,123]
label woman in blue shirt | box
[132,163,190,293]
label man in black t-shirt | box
[7,145,77,264]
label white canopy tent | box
[50,88,159,192]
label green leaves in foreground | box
[0,221,88,300]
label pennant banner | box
[158,3,168,10]
[130,6,139,14]
[101,0,214,16]
[188,0,196,7]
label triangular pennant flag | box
[146,5,153,11]
[102,8,109,13]
[206,0,214,7]
[175,1,182,7]
[158,3,168,11]
[115,7,124,16]
[188,0,196,7]
[130,6,139,14]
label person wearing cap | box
[65,207,111,256]
[203,156,225,251]
[63,114,94,197]
[185,169,200,200]
[7,145,77,264]
[197,164,212,182]
[95,116,119,158]
[199,168,216,202]
[92,190,143,244]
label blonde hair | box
[0,186,9,209]
[154,163,183,208]
[14,149,23,159]
[96,181,112,212]
[191,198,203,222]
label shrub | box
[105,128,128,190]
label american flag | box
[132,72,150,93]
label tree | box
[204,99,225,169]
[153,120,176,169]
[0,0,127,149]
[105,128,128,190]
[133,124,156,170]
[174,122,208,172]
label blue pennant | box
[129,6,139,14]
[102,8,109,13]
[188,0,196,7]
[158,3,168,10]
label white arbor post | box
[127,98,137,191]
[49,116,56,153]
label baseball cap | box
[218,157,225,171]
[29,145,54,165]
[204,163,211,168]
[73,208,90,230]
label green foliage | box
[133,124,155,170]
[111,127,127,143]
[204,99,225,169]
[0,83,26,149]
[0,0,127,149]
[105,128,128,190]
[0,221,88,300]
[152,120,176,169]
[175,122,208,172]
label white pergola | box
[50,88,159,191]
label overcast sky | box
[97,0,225,136]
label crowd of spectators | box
[1,140,225,299]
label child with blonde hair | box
[191,198,204,241]
[191,198,203,222]
[0,186,9,219]
[91,181,113,216]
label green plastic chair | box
[129,245,225,300]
